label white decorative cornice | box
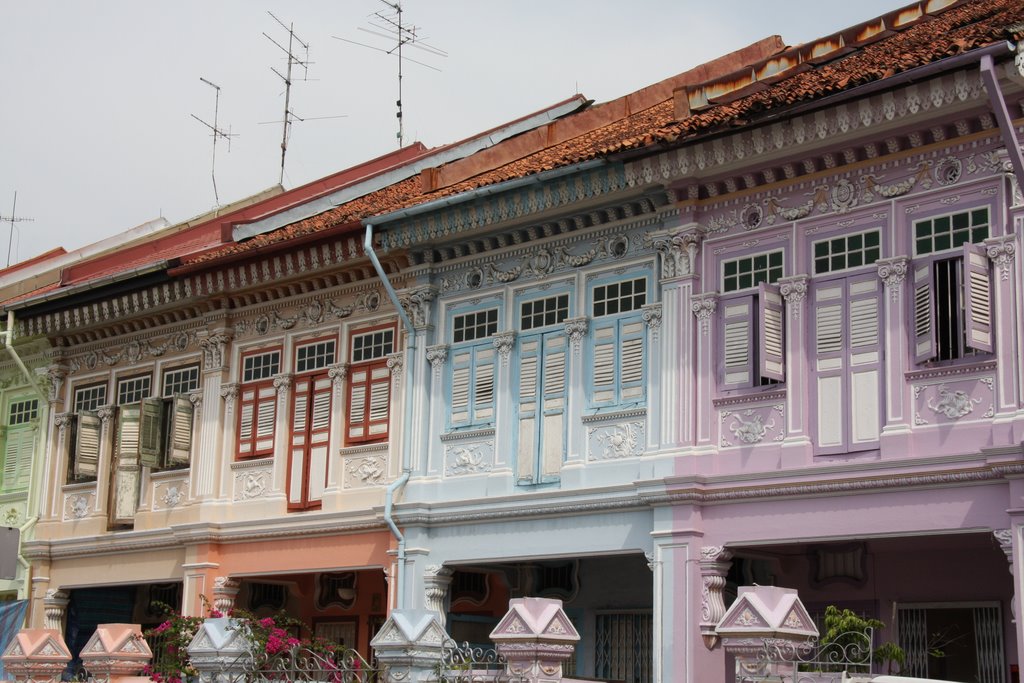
[985,235,1016,281]
[220,382,239,402]
[876,257,909,301]
[644,228,703,280]
[327,363,348,386]
[691,293,718,336]
[426,344,449,372]
[564,317,588,353]
[96,405,115,424]
[386,352,404,378]
[398,286,437,329]
[272,373,292,395]
[492,332,516,365]
[641,303,663,332]
[199,330,232,372]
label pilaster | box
[425,345,449,476]
[564,317,588,466]
[697,546,733,650]
[270,373,293,496]
[984,235,1021,434]
[217,383,239,501]
[94,405,115,518]
[876,256,912,452]
[691,293,718,452]
[197,328,232,500]
[42,589,69,631]
[491,334,515,471]
[779,275,812,466]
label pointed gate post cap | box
[79,623,152,676]
[716,586,818,657]
[1,628,73,680]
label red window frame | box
[236,347,282,460]
[345,324,396,446]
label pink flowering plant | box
[141,600,361,682]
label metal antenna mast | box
[265,12,311,185]
[335,0,446,147]
[0,192,33,268]
[191,77,236,206]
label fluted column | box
[876,257,912,452]
[197,329,232,499]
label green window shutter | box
[167,395,194,466]
[74,411,102,479]
[139,398,165,468]
[2,426,34,491]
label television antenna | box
[264,11,318,185]
[335,0,447,148]
[190,77,236,206]
[0,192,33,268]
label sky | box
[0,0,903,267]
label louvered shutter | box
[1,426,34,491]
[721,295,755,388]
[450,349,471,427]
[758,282,785,382]
[539,334,567,482]
[346,361,389,444]
[74,411,102,479]
[139,398,164,468]
[814,283,845,451]
[963,242,993,353]
[619,318,645,405]
[253,385,277,456]
[289,375,333,508]
[111,405,141,524]
[473,347,495,424]
[912,261,936,363]
[366,364,391,439]
[517,336,540,483]
[237,387,256,457]
[306,376,332,504]
[847,276,882,448]
[167,395,194,466]
[591,321,617,406]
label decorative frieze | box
[445,441,494,476]
[587,422,645,461]
[343,453,387,488]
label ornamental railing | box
[435,641,527,683]
[736,628,874,683]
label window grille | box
[242,350,280,382]
[914,208,989,255]
[74,384,107,413]
[296,339,336,373]
[117,376,152,405]
[162,365,199,397]
[723,250,783,292]
[593,278,646,317]
[813,230,881,274]
[521,294,569,330]
[453,309,498,343]
[8,398,38,425]
[351,329,393,363]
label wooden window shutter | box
[721,295,755,388]
[346,361,389,444]
[591,321,617,407]
[367,364,391,438]
[111,405,142,525]
[758,282,785,382]
[253,385,277,456]
[167,395,194,466]
[472,347,495,424]
[347,367,367,441]
[74,411,102,479]
[450,349,472,427]
[539,334,567,482]
[516,336,540,483]
[2,426,34,491]
[619,318,645,405]
[237,387,256,458]
[912,261,937,363]
[307,376,333,505]
[963,242,993,353]
[288,377,311,508]
[139,398,164,468]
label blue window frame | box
[587,271,651,410]
[447,302,502,430]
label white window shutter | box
[963,242,993,353]
[367,366,391,437]
[758,282,785,382]
[721,295,755,388]
[253,386,277,454]
[591,321,617,406]
[517,336,540,483]
[450,350,471,427]
[167,395,194,466]
[472,347,495,424]
[347,368,367,440]
[912,262,937,363]
[539,334,567,482]
[117,404,141,460]
[288,377,311,507]
[619,319,645,405]
[139,398,164,468]
[74,411,102,479]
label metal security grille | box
[595,611,652,683]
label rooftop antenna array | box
[264,12,313,186]
[335,0,447,148]
[0,192,33,268]
[190,77,236,207]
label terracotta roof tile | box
[186,0,1022,266]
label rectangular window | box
[8,398,38,426]
[719,282,786,389]
[74,384,107,412]
[162,365,200,397]
[722,250,783,292]
[912,209,993,364]
[453,309,498,343]
[593,278,646,317]
[2,397,38,492]
[813,230,881,274]
[914,208,989,256]
[588,275,651,410]
[296,339,336,373]
[237,348,281,459]
[351,329,393,363]
[521,294,570,331]
[117,375,152,405]
[242,350,281,382]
